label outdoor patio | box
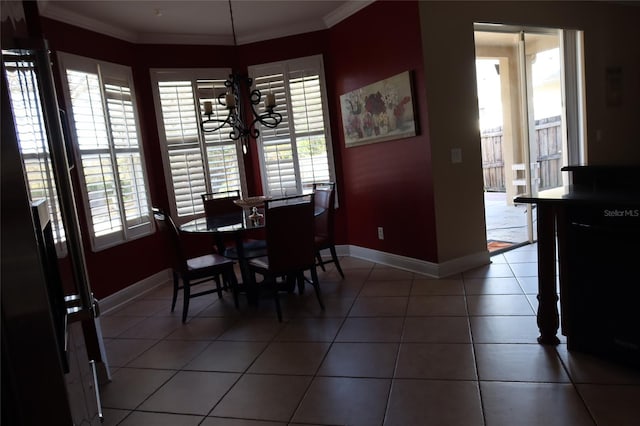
[484,191,535,252]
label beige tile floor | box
[99,244,640,425]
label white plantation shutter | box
[4,55,67,255]
[58,53,153,250]
[290,72,331,185]
[254,71,296,195]
[157,80,207,217]
[206,143,242,191]
[250,55,334,197]
[151,69,244,220]
[199,79,243,193]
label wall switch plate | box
[451,148,462,163]
[377,227,384,240]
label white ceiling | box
[37,0,375,45]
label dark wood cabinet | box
[516,165,640,367]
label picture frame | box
[340,70,416,148]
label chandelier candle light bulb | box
[265,92,276,108]
[203,101,213,115]
[225,92,236,108]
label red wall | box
[38,0,437,299]
[327,0,437,261]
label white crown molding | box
[38,0,377,46]
[38,1,138,43]
[39,2,232,46]
[323,0,376,28]
[237,19,327,45]
[238,0,377,45]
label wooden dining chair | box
[312,182,344,278]
[201,190,241,217]
[152,207,239,322]
[246,194,324,321]
[200,190,267,259]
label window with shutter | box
[57,53,153,251]
[150,69,245,220]
[4,53,67,255]
[250,55,335,197]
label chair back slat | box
[152,207,187,272]
[201,190,241,217]
[312,182,335,240]
[264,194,315,274]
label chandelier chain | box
[228,0,237,46]
[199,0,283,142]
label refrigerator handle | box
[58,108,75,171]
[34,46,94,312]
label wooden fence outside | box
[481,115,563,192]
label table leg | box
[232,232,259,305]
[535,204,561,345]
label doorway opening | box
[474,25,585,254]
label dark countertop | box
[515,186,640,206]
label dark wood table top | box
[180,206,325,234]
[180,211,263,234]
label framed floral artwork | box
[340,70,416,148]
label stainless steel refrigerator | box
[2,40,105,424]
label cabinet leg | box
[536,204,560,345]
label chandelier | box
[200,0,283,141]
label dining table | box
[179,196,325,305]
[180,209,265,304]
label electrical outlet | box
[377,227,384,240]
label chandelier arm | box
[247,89,262,127]
[225,75,235,89]
[199,71,283,139]
[201,89,237,133]
[247,86,283,132]
[229,112,245,138]
[248,88,262,106]
[229,129,241,140]
[249,110,282,131]
[249,126,260,139]
[217,91,228,107]
[201,114,231,133]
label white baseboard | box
[97,269,172,315]
[341,245,490,278]
[435,250,492,277]
[99,247,490,313]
